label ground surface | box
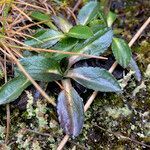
[0,0,150,149]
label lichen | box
[145,64,150,78]
[132,81,146,97]
[35,101,48,130]
[32,140,41,150]
[26,91,35,119]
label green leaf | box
[89,19,106,33]
[129,57,142,82]
[52,37,78,61]
[25,29,64,48]
[77,1,100,25]
[74,28,113,55]
[57,79,84,138]
[30,11,57,30]
[98,11,107,26]
[67,67,121,92]
[52,15,72,33]
[19,56,62,82]
[67,25,94,39]
[70,28,113,64]
[112,38,132,68]
[0,76,31,105]
[107,11,117,27]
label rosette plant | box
[0,1,141,138]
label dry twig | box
[14,1,47,11]
[3,53,11,144]
[12,4,32,22]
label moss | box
[105,106,132,119]
[145,64,150,78]
[72,62,150,149]
[32,140,41,150]
[35,101,48,130]
[0,144,10,150]
[26,91,35,119]
[0,125,5,142]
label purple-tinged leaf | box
[57,79,84,138]
[67,67,121,92]
[129,57,142,82]
[52,15,72,33]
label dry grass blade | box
[66,7,77,22]
[2,32,108,60]
[5,104,10,144]
[128,17,150,47]
[6,44,108,60]
[3,53,11,144]
[72,0,82,13]
[10,5,27,27]
[0,47,12,58]
[9,16,27,28]
[12,4,32,22]
[1,35,32,47]
[16,20,46,32]
[0,57,12,63]
[9,30,43,43]
[68,0,82,19]
[13,1,47,11]
[57,17,150,150]
[47,3,56,15]
[11,48,23,58]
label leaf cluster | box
[0,1,141,138]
